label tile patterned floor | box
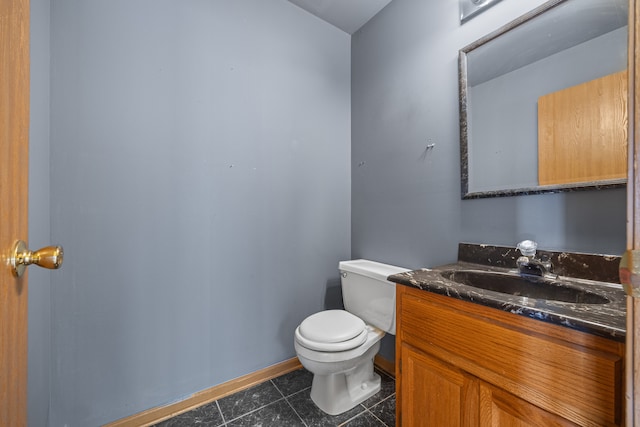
[153,368,395,427]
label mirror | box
[459,0,628,199]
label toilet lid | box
[298,310,365,343]
[295,326,368,352]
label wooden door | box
[537,70,628,185]
[399,343,479,427]
[0,0,30,425]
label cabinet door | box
[399,343,478,426]
[479,382,578,427]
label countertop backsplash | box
[457,242,621,284]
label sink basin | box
[440,270,610,304]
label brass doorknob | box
[11,240,64,277]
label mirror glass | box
[459,0,628,199]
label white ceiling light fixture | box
[460,0,504,24]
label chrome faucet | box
[515,240,553,277]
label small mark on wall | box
[419,140,436,162]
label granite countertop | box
[388,244,627,342]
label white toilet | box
[294,259,409,415]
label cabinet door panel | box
[479,382,579,427]
[400,343,478,427]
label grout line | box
[368,409,388,427]
[215,401,227,426]
[373,392,395,406]
[268,380,310,427]
[270,379,287,399]
[337,405,368,426]
[368,393,395,427]
[283,395,310,427]
[223,396,288,424]
[286,386,311,399]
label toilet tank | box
[339,259,410,335]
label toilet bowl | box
[294,259,409,415]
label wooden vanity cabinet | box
[395,286,625,427]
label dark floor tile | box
[226,399,306,426]
[287,389,366,427]
[369,395,395,427]
[153,401,224,427]
[217,381,284,421]
[340,410,387,427]
[362,371,395,409]
[156,367,396,427]
[271,368,313,397]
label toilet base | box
[309,347,381,415]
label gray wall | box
[352,0,627,360]
[48,1,350,425]
[29,0,52,425]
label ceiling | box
[287,0,393,34]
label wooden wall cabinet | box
[396,286,625,426]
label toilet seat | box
[294,324,385,363]
[296,310,367,352]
